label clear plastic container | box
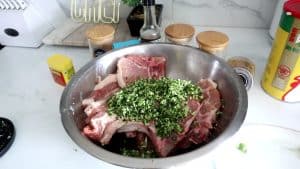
[196,31,229,58]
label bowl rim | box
[60,43,248,168]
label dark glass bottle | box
[140,0,161,42]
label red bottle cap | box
[284,0,300,18]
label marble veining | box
[174,0,213,8]
[219,0,268,24]
[172,0,277,28]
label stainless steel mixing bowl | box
[60,43,247,168]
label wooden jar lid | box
[86,24,115,41]
[165,23,195,39]
[196,31,229,48]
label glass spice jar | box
[164,23,195,45]
[85,24,115,57]
[196,31,229,58]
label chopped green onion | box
[237,142,247,153]
[108,77,202,137]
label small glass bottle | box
[140,0,161,42]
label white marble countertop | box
[0,27,299,169]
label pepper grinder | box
[140,0,161,42]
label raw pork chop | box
[83,99,202,157]
[117,55,166,87]
[82,55,221,157]
[82,74,120,107]
[178,79,221,148]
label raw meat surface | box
[82,74,120,107]
[178,79,221,148]
[117,55,166,87]
[81,55,222,157]
[83,99,202,157]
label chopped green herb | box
[108,77,202,137]
[121,148,156,158]
[216,111,223,116]
[120,135,157,158]
[237,142,247,153]
[216,111,223,121]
